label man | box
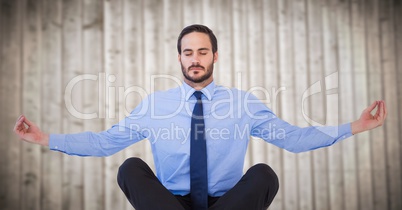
[14,24,387,210]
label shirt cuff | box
[49,134,66,152]
[338,122,353,140]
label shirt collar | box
[183,81,216,101]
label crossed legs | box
[117,158,279,210]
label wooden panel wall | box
[0,0,401,209]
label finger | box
[23,116,34,127]
[364,100,378,114]
[379,101,386,120]
[374,101,382,120]
[378,101,383,117]
[383,101,388,119]
[374,101,382,119]
[14,124,25,137]
[15,115,24,124]
[14,115,25,132]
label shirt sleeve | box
[247,93,353,153]
[49,97,150,157]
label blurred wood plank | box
[351,0,374,209]
[0,0,22,209]
[336,0,359,209]
[142,0,162,169]
[122,1,146,209]
[262,0,283,209]
[162,0,182,83]
[159,0,182,95]
[278,0,299,209]
[40,0,63,209]
[232,0,251,171]
[292,0,314,209]
[201,0,214,29]
[379,0,402,209]
[307,0,331,209]
[142,0,162,168]
[365,0,389,209]
[213,0,232,87]
[182,0,202,26]
[104,0,127,209]
[122,0,147,166]
[62,0,84,209]
[82,0,106,209]
[396,2,402,209]
[0,1,4,206]
[21,0,42,209]
[323,0,344,209]
[247,0,267,165]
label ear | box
[213,52,218,63]
[178,54,181,63]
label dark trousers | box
[117,157,279,210]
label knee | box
[120,157,146,169]
[117,157,147,181]
[249,164,279,190]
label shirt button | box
[55,146,58,149]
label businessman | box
[14,24,387,210]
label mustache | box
[188,65,205,70]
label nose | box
[191,54,200,65]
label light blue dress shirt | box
[50,81,352,197]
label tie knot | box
[193,91,203,100]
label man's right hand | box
[13,115,49,146]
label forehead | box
[181,32,212,51]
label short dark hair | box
[177,24,218,54]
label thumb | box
[364,101,378,114]
[23,116,35,127]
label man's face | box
[178,32,218,85]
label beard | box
[181,60,214,83]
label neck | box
[184,78,213,91]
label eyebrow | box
[182,48,210,53]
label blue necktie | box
[190,91,208,210]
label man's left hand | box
[351,100,387,135]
